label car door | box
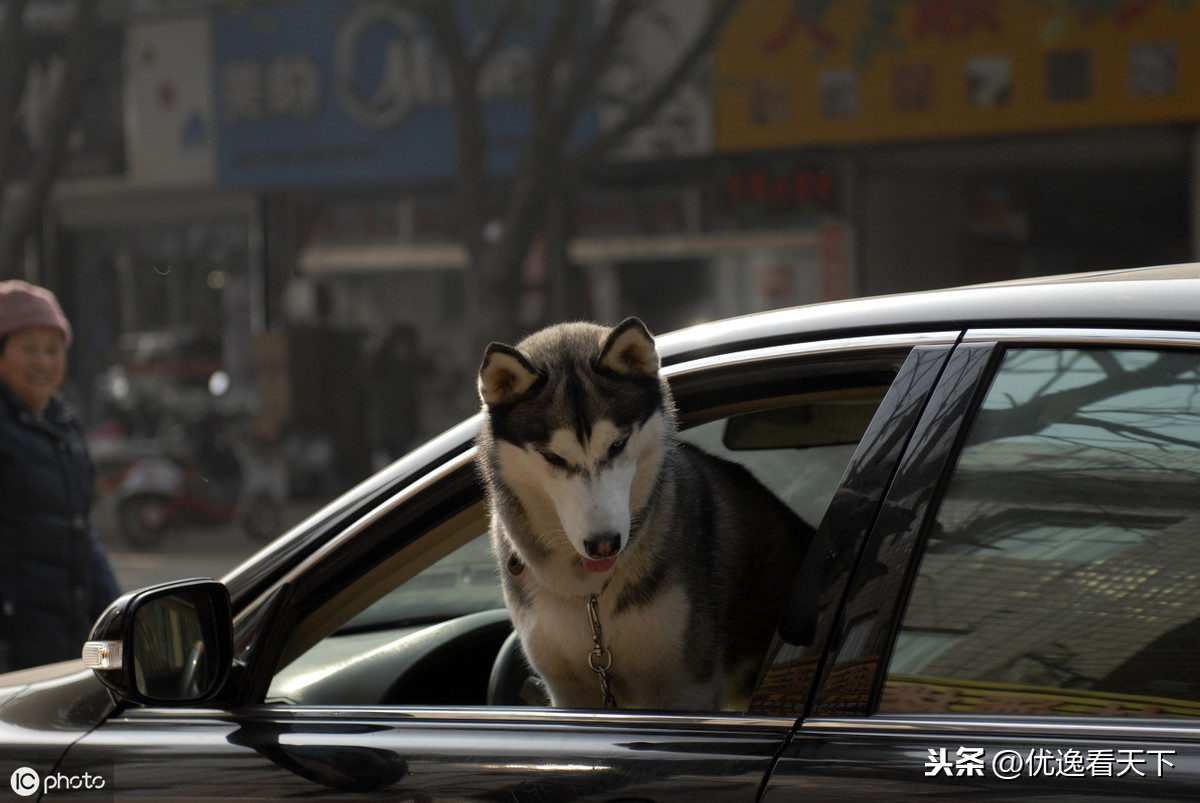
[764,328,1200,800]
[62,330,958,801]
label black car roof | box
[659,263,1200,365]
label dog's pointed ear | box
[597,317,659,377]
[479,343,540,406]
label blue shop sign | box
[212,0,593,188]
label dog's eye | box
[608,435,630,459]
[538,449,569,469]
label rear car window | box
[882,347,1200,718]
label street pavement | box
[93,497,325,593]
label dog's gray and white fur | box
[477,317,812,710]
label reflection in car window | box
[682,390,886,528]
[342,533,503,631]
[883,347,1200,718]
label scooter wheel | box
[118,493,172,550]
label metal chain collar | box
[586,594,617,709]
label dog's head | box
[478,317,671,573]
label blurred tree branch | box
[409,0,742,350]
[0,0,33,198]
[0,0,104,280]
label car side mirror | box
[82,578,232,706]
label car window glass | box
[340,532,502,632]
[882,347,1200,718]
[268,386,890,709]
[681,389,886,528]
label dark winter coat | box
[0,380,121,673]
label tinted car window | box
[340,532,503,631]
[883,347,1200,718]
[680,388,886,528]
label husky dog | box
[477,317,812,710]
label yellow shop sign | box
[716,0,1200,150]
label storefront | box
[31,0,1200,452]
[854,126,1191,295]
[714,0,1200,294]
[36,12,261,425]
[52,188,258,423]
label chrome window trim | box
[964,327,1200,348]
[801,715,1200,741]
[222,415,486,595]
[271,448,480,593]
[120,706,798,730]
[664,330,961,380]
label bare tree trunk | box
[414,0,742,353]
[0,0,33,196]
[0,0,102,280]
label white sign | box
[125,14,216,185]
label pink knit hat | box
[0,280,73,346]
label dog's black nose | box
[584,532,621,559]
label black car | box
[5,264,1200,800]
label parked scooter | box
[111,389,288,550]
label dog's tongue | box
[582,556,618,573]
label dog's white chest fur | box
[512,580,721,710]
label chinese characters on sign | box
[722,166,836,213]
[924,747,1176,780]
[220,55,322,123]
[211,0,570,187]
[717,0,1200,150]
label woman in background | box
[0,280,121,672]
